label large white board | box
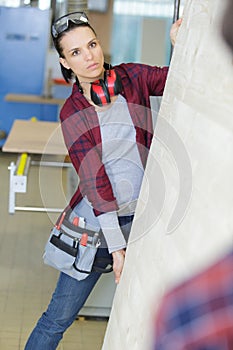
[103,0,233,349]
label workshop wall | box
[102,0,233,349]
[89,0,114,61]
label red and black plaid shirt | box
[60,63,168,215]
[154,249,233,350]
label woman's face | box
[59,26,105,82]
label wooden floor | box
[0,151,107,350]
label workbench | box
[2,119,72,214]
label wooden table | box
[3,119,70,214]
[2,119,67,155]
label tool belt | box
[43,209,113,281]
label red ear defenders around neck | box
[90,69,122,106]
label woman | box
[25,12,181,349]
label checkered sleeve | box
[154,251,233,350]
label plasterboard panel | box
[103,0,233,349]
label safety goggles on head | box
[52,11,89,38]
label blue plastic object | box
[0,7,58,146]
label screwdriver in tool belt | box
[80,233,88,246]
[72,216,85,228]
[72,217,79,226]
[92,232,99,247]
[56,211,66,230]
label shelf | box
[5,93,65,105]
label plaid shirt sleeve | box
[154,250,233,350]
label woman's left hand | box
[170,18,183,47]
[112,249,126,284]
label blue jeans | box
[24,215,133,350]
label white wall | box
[102,0,233,349]
[140,18,168,66]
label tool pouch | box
[43,210,113,281]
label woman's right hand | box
[112,249,126,284]
[170,18,183,46]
